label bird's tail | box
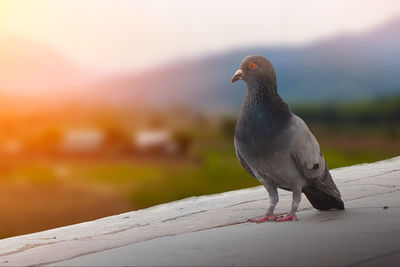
[303,186,344,210]
[302,169,345,211]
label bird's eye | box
[249,62,257,69]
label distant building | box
[61,129,104,152]
[134,129,178,154]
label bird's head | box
[231,55,276,87]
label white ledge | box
[0,156,400,266]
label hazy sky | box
[1,0,400,72]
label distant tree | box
[27,126,63,153]
[172,130,193,154]
[148,113,165,129]
[292,93,400,127]
[103,123,131,153]
[220,116,236,137]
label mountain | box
[1,17,400,112]
[96,16,400,111]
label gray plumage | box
[232,55,344,222]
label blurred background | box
[0,0,399,238]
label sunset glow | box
[1,0,400,72]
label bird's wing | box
[290,116,342,199]
[290,115,326,180]
[234,145,257,178]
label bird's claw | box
[275,214,297,222]
[249,214,298,223]
[248,215,278,223]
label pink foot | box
[275,214,297,222]
[249,215,278,223]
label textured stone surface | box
[0,156,399,266]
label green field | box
[2,126,398,212]
[1,95,399,238]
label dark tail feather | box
[303,186,345,211]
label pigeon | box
[232,55,344,222]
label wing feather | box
[290,115,341,198]
[290,115,325,179]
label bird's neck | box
[239,81,292,131]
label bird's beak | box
[231,69,243,83]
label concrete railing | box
[0,156,399,266]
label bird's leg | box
[249,183,279,223]
[276,187,301,222]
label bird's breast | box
[234,125,304,189]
